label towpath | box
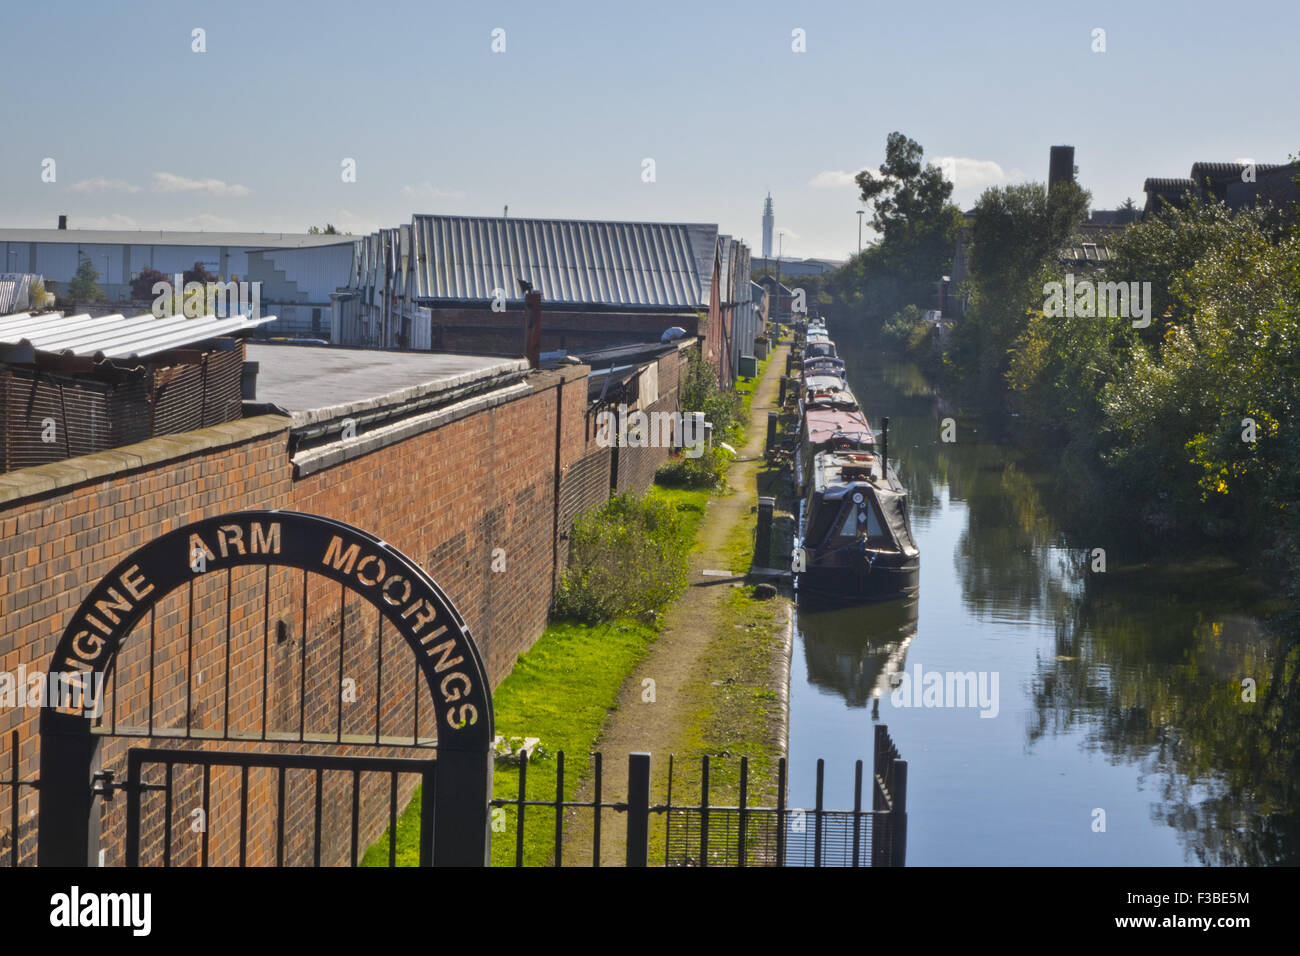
[560,344,792,866]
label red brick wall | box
[429,307,698,357]
[0,353,686,866]
[0,422,292,865]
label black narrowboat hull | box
[796,554,919,605]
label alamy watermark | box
[0,665,105,717]
[594,406,706,458]
[889,664,999,718]
[1043,273,1151,328]
[151,275,262,319]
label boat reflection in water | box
[797,596,918,711]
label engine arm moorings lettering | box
[322,534,479,730]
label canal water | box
[786,345,1296,866]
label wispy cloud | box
[70,212,241,231]
[67,177,141,194]
[401,182,464,202]
[809,169,859,189]
[931,157,1008,190]
[152,172,251,196]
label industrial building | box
[336,214,759,386]
[0,224,355,337]
[1,214,764,385]
[0,309,271,472]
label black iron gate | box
[123,748,438,867]
[38,510,495,867]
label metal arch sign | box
[48,509,493,749]
[39,510,495,867]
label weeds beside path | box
[561,346,793,866]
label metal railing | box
[491,724,908,867]
[1,724,908,867]
[2,730,39,867]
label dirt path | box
[561,346,791,866]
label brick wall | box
[0,351,688,867]
[613,346,687,494]
[429,307,698,357]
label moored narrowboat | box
[799,373,859,413]
[795,407,873,497]
[795,447,920,604]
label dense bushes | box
[655,444,731,489]
[881,304,936,354]
[957,188,1300,551]
[680,346,743,444]
[553,492,695,624]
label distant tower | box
[762,193,774,259]
[1049,146,1076,192]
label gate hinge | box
[92,770,127,801]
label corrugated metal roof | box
[0,228,355,249]
[410,215,716,309]
[1189,162,1283,183]
[1144,178,1195,193]
[0,311,275,361]
[0,274,35,314]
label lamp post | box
[776,232,785,321]
[857,209,864,254]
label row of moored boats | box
[790,318,920,605]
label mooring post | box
[891,760,908,867]
[626,752,651,867]
[755,496,774,568]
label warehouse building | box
[336,213,756,385]
[0,223,355,337]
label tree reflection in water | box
[829,343,1299,865]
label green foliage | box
[66,258,105,302]
[655,444,731,489]
[759,132,962,346]
[680,346,744,443]
[361,616,661,867]
[1100,214,1300,536]
[881,303,935,354]
[949,181,1091,407]
[856,132,965,289]
[553,490,698,623]
[958,181,1299,556]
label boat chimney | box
[880,416,889,476]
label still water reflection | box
[786,346,1297,865]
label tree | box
[131,267,170,301]
[1118,197,1139,224]
[67,258,105,302]
[183,261,217,286]
[308,224,339,235]
[949,179,1090,407]
[855,132,964,288]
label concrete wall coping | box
[291,382,534,477]
[0,414,291,508]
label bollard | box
[625,753,651,866]
[756,496,774,568]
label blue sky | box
[3,0,1296,258]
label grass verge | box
[361,485,708,867]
